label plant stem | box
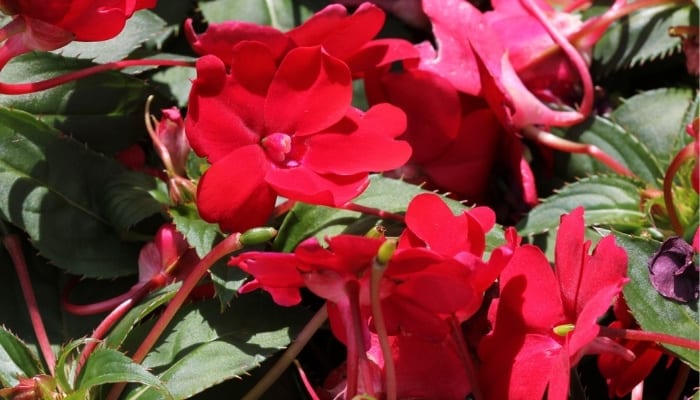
[241,305,328,400]
[663,142,694,236]
[1,230,56,375]
[599,326,700,350]
[667,362,690,400]
[370,258,396,400]
[105,233,242,400]
[0,59,194,94]
[522,125,635,177]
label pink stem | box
[106,233,242,400]
[599,326,700,350]
[663,143,694,236]
[522,125,636,177]
[0,59,194,94]
[61,279,149,316]
[293,360,321,400]
[1,232,56,375]
[241,305,328,400]
[342,203,405,222]
[520,0,594,119]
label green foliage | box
[198,0,324,30]
[121,294,310,400]
[613,233,700,369]
[593,4,698,75]
[0,327,44,387]
[517,175,647,235]
[0,108,153,277]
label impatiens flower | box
[186,43,411,232]
[185,2,418,77]
[648,236,699,302]
[0,0,156,66]
[137,223,200,286]
[478,207,628,400]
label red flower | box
[478,207,628,400]
[186,43,411,232]
[185,2,417,77]
[366,66,538,205]
[0,0,155,65]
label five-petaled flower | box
[186,43,411,232]
[478,207,628,400]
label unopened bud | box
[376,239,397,265]
[240,227,278,245]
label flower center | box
[552,323,575,336]
[261,133,292,163]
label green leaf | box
[198,0,323,30]
[209,261,247,309]
[517,175,647,236]
[553,114,664,185]
[274,175,504,252]
[0,108,143,277]
[611,87,698,167]
[593,4,697,75]
[0,52,165,155]
[53,11,168,63]
[150,66,196,108]
[0,327,44,387]
[69,348,172,400]
[104,286,178,350]
[100,171,163,231]
[169,204,222,258]
[123,294,310,400]
[613,233,699,369]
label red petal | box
[196,146,276,232]
[287,2,384,61]
[499,245,565,331]
[553,207,586,317]
[419,0,485,95]
[345,38,419,75]
[576,235,628,312]
[364,68,460,164]
[265,46,352,136]
[265,165,368,206]
[404,193,470,257]
[186,50,273,162]
[234,252,304,306]
[185,18,292,64]
[303,104,411,175]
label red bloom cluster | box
[184,3,414,232]
[233,193,515,398]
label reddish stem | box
[293,360,321,400]
[0,59,193,94]
[667,362,690,400]
[520,0,594,120]
[663,143,695,236]
[1,232,56,375]
[61,279,148,316]
[599,326,700,350]
[106,233,242,400]
[522,125,636,177]
[342,203,405,222]
[241,305,328,400]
